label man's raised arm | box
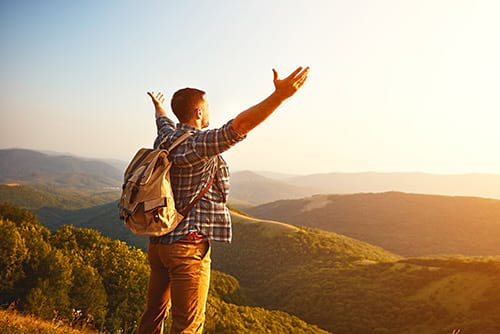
[231,66,310,136]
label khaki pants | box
[137,241,211,334]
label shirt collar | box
[176,122,200,133]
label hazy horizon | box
[2,1,499,175]
[5,146,500,179]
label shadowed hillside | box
[35,200,147,249]
[247,191,500,256]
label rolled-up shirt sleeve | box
[154,116,176,148]
[193,120,246,159]
[156,116,176,134]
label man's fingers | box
[300,66,310,77]
[147,91,160,100]
[295,68,309,86]
[295,77,306,89]
[147,91,165,104]
[290,67,310,90]
[284,66,303,81]
[295,67,310,81]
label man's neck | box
[189,120,202,129]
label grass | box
[0,309,98,334]
[409,272,493,313]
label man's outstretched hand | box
[147,91,167,118]
[272,66,310,100]
[231,66,310,136]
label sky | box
[1,0,499,175]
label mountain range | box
[4,148,500,203]
[288,171,500,200]
[3,148,500,258]
[231,170,500,204]
[228,171,316,205]
[0,149,123,189]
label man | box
[137,66,309,334]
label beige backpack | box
[118,133,194,236]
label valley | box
[1,149,499,333]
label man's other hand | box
[272,66,310,100]
[147,91,167,118]
[231,66,310,136]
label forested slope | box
[0,184,119,210]
[248,191,500,256]
[0,203,329,334]
[5,194,500,333]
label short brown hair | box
[170,88,206,123]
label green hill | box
[212,214,500,333]
[0,149,123,210]
[0,203,329,334]
[0,184,120,210]
[247,191,500,256]
[29,200,500,333]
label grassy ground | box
[409,271,493,313]
[0,309,98,334]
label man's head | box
[171,88,209,129]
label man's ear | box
[194,108,202,120]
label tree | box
[24,248,73,319]
[0,219,29,302]
[69,262,108,329]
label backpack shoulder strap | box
[181,173,215,217]
[162,132,191,152]
[180,157,218,217]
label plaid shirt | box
[150,116,246,244]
